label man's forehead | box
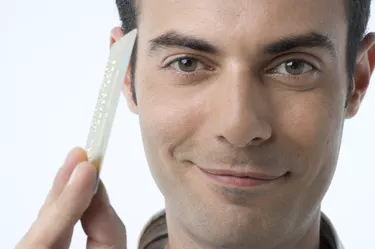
[139,0,346,20]
[139,0,346,26]
[139,0,347,54]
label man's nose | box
[212,70,272,148]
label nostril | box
[217,135,226,142]
[251,137,265,146]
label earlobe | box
[345,32,375,119]
[345,90,360,119]
[122,64,139,114]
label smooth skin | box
[16,0,375,249]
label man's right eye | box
[168,57,205,73]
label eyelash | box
[272,59,316,70]
[163,56,318,79]
[163,56,209,77]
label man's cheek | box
[139,104,194,147]
[279,96,333,143]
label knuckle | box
[109,206,126,233]
[118,218,126,233]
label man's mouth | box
[197,167,286,188]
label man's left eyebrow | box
[264,32,337,57]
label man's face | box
[127,0,350,247]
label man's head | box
[113,0,375,248]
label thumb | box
[81,181,126,249]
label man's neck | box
[165,209,324,249]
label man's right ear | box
[109,27,139,114]
[123,63,139,114]
[109,27,124,48]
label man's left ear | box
[346,32,375,119]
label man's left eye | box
[274,60,315,75]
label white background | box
[0,1,374,248]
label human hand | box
[15,147,126,249]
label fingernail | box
[64,147,81,165]
[94,177,100,194]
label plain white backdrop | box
[0,1,374,248]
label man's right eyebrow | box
[148,31,221,55]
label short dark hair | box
[116,0,372,105]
